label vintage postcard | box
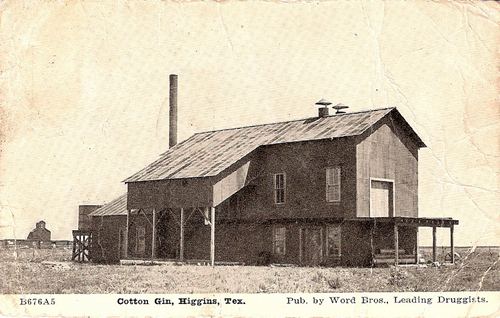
[0,1,498,317]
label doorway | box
[300,227,323,266]
[370,179,394,217]
[118,228,127,259]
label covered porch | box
[348,216,459,266]
[123,150,258,266]
[123,206,218,266]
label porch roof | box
[346,216,459,228]
[88,194,127,217]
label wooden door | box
[135,226,146,256]
[301,228,323,266]
[119,228,127,259]
[370,180,394,217]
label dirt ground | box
[0,246,498,294]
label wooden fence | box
[0,239,72,249]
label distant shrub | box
[311,271,325,284]
[388,269,407,287]
[327,277,341,290]
[258,283,268,292]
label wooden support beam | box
[370,223,374,267]
[72,235,76,261]
[180,208,184,261]
[415,227,419,265]
[139,209,153,227]
[432,226,437,263]
[184,207,197,224]
[166,208,182,227]
[450,225,455,264]
[394,224,399,266]
[201,207,210,225]
[210,207,215,266]
[152,208,156,260]
[77,234,81,262]
[125,209,130,258]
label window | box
[135,226,146,256]
[326,225,341,257]
[326,167,341,202]
[273,226,286,255]
[274,173,286,204]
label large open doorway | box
[370,179,394,217]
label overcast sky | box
[0,1,498,246]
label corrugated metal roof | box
[124,107,395,182]
[88,194,127,216]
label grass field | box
[0,247,498,294]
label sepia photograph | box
[0,0,498,317]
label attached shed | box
[88,194,128,263]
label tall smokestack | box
[169,74,178,148]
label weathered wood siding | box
[90,215,126,263]
[128,138,357,219]
[341,221,372,266]
[212,151,264,207]
[78,205,102,231]
[218,139,358,221]
[127,178,214,209]
[356,115,419,217]
[184,222,270,264]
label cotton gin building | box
[86,76,458,267]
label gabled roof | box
[88,194,127,217]
[124,107,424,183]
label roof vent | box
[315,99,331,118]
[332,103,349,114]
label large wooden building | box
[87,99,458,266]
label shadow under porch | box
[344,217,459,267]
[123,207,270,266]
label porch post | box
[152,208,156,259]
[450,225,454,264]
[415,227,419,265]
[432,226,437,263]
[394,223,399,266]
[210,206,215,266]
[180,208,184,261]
[370,222,374,266]
[125,209,130,258]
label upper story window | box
[326,167,341,202]
[273,173,286,204]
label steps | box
[373,248,417,266]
